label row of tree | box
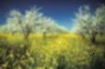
[0,5,105,42]
[0,7,68,39]
[72,5,105,43]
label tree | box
[93,4,105,35]
[72,5,105,43]
[72,5,94,39]
[0,7,68,39]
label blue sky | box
[0,0,105,30]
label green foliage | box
[0,34,104,69]
[0,34,34,69]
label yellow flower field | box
[0,33,104,69]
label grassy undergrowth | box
[0,33,105,69]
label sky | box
[0,0,105,30]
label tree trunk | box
[43,32,47,39]
[81,34,85,38]
[24,31,30,40]
[24,33,29,40]
[91,35,95,43]
[91,33,97,43]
